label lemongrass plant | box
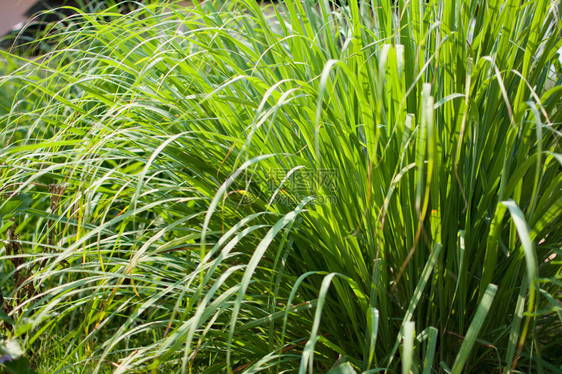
[0,0,561,372]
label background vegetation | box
[1,0,561,372]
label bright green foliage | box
[0,0,561,372]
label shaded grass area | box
[0,0,561,372]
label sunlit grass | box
[1,0,561,372]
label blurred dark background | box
[0,0,143,54]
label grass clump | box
[1,0,561,372]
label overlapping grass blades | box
[0,0,561,372]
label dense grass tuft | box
[1,0,561,372]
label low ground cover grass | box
[0,0,561,372]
